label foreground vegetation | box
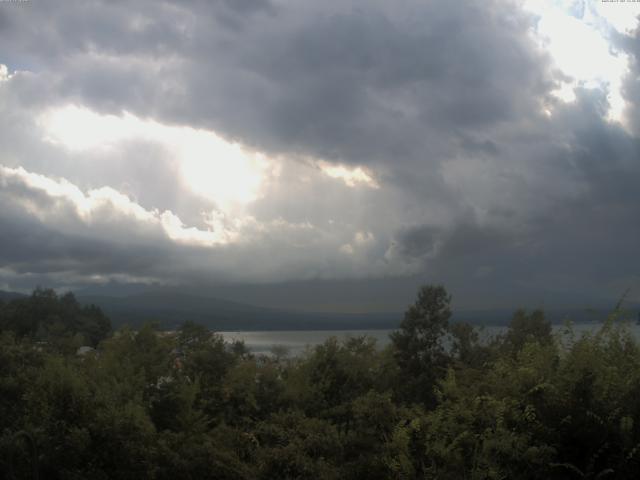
[2,287,640,479]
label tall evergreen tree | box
[390,284,451,406]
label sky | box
[0,0,639,312]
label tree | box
[502,309,552,355]
[450,321,482,365]
[0,289,111,348]
[390,285,452,406]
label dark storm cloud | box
[1,0,552,166]
[179,0,551,171]
[0,0,639,307]
[394,225,443,260]
[0,192,169,280]
[0,164,391,287]
[0,216,163,277]
[390,87,640,302]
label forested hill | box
[0,290,26,302]
[71,292,635,330]
[76,291,399,331]
[1,288,635,331]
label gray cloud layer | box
[0,0,639,309]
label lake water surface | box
[220,321,640,356]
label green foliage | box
[4,286,640,479]
[254,410,342,479]
[502,308,553,355]
[0,288,111,349]
[390,284,452,406]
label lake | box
[220,321,640,356]
[219,329,393,356]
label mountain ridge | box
[2,288,638,331]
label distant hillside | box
[76,291,400,331]
[452,306,640,326]
[4,288,636,331]
[0,290,27,302]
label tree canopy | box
[2,286,640,479]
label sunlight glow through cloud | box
[317,161,379,188]
[592,0,640,33]
[38,105,269,211]
[524,0,639,124]
[0,64,9,82]
[0,165,236,247]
